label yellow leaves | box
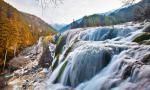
[0,1,35,66]
[43,35,53,44]
[0,0,56,70]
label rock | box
[0,77,7,88]
[9,56,30,69]
[140,39,150,45]
[143,23,150,32]
[39,46,53,68]
[122,65,132,79]
[52,33,61,44]
[22,80,30,89]
[141,53,150,64]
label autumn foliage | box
[0,1,56,71]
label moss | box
[51,55,59,71]
[64,46,73,59]
[52,44,73,71]
[54,35,66,57]
[133,33,150,43]
[53,60,68,83]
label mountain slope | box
[51,23,66,32]
[21,13,57,40]
[0,0,56,70]
[60,0,150,32]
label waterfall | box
[76,46,150,90]
[45,22,150,90]
[79,27,136,41]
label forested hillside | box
[21,13,56,40]
[0,0,56,71]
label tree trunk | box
[3,50,7,70]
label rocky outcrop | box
[4,37,55,89]
[39,45,53,68]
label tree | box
[7,8,13,19]
[122,0,136,5]
[0,6,2,16]
[35,0,63,8]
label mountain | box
[60,0,150,32]
[21,13,56,40]
[0,0,56,70]
[51,23,66,32]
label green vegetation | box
[51,55,59,71]
[133,33,150,43]
[54,35,66,57]
[53,60,68,83]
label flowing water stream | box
[45,22,150,90]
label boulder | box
[39,46,53,68]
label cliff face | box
[0,1,56,70]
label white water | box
[45,22,150,90]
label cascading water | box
[76,46,150,90]
[45,22,150,90]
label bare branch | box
[36,0,63,8]
[122,0,136,5]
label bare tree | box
[122,0,137,5]
[36,0,63,8]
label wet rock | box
[122,65,132,79]
[141,53,150,64]
[143,23,150,32]
[140,39,150,45]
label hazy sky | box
[5,0,124,24]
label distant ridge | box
[60,0,150,32]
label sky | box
[4,0,125,24]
